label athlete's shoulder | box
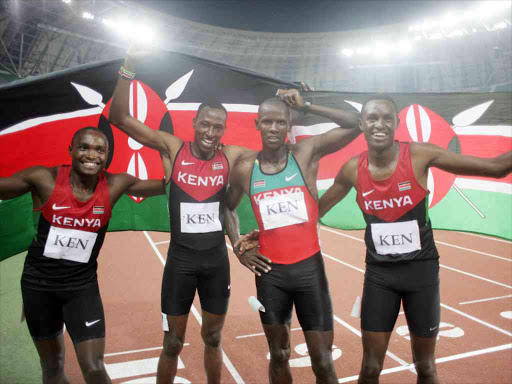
[27,165,58,182]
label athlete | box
[318,96,512,384]
[109,46,271,384]
[0,127,165,384]
[225,90,360,384]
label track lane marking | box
[320,226,512,289]
[143,231,246,384]
[460,294,512,305]
[455,231,512,244]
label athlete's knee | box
[162,333,184,358]
[40,354,66,378]
[201,327,222,349]
[310,350,335,378]
[269,344,291,364]
[81,358,109,382]
[414,358,437,378]
[359,356,383,379]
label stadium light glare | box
[490,21,508,30]
[341,49,354,57]
[61,0,71,4]
[374,42,391,56]
[102,18,115,28]
[397,40,412,54]
[356,47,370,55]
[133,25,156,44]
[82,12,95,20]
[446,29,465,38]
[429,32,444,40]
[414,35,422,41]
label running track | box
[61,227,512,383]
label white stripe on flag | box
[317,178,335,191]
[0,107,103,136]
[292,123,339,137]
[455,178,512,194]
[167,103,258,113]
[454,125,512,137]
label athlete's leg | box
[410,334,438,384]
[357,330,392,384]
[74,338,111,384]
[304,330,337,384]
[157,314,189,384]
[201,310,227,384]
[33,334,70,384]
[263,323,293,384]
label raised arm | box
[319,157,358,217]
[277,89,361,160]
[413,142,512,179]
[109,46,181,154]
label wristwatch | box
[303,101,311,114]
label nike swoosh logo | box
[285,173,298,182]
[429,326,438,331]
[181,160,194,166]
[52,204,71,210]
[362,189,375,197]
[85,320,101,327]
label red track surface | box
[62,228,512,383]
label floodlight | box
[341,49,354,57]
[491,21,508,30]
[356,47,369,55]
[133,25,155,44]
[102,18,114,28]
[62,0,71,4]
[429,32,444,40]
[82,12,94,20]
[374,42,391,56]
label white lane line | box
[460,294,512,305]
[332,315,414,373]
[455,231,512,244]
[154,240,170,245]
[440,303,512,337]
[440,264,512,289]
[323,253,365,273]
[435,240,511,262]
[320,227,512,289]
[338,344,512,383]
[105,344,190,357]
[236,328,302,339]
[143,232,246,384]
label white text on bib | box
[180,202,222,233]
[43,226,98,263]
[259,191,309,230]
[371,220,421,255]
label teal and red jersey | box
[166,142,230,250]
[249,151,320,264]
[356,142,439,264]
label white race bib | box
[371,220,421,255]
[43,226,98,263]
[259,191,309,230]
[180,202,222,233]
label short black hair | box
[195,99,228,121]
[361,95,399,116]
[258,97,291,121]
[71,127,108,148]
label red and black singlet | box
[166,142,230,250]
[356,142,439,264]
[22,165,112,290]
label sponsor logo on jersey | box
[254,180,266,188]
[253,187,302,205]
[364,195,413,211]
[52,215,102,228]
[93,206,104,215]
[212,161,224,171]
[177,171,224,187]
[398,181,411,192]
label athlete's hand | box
[234,229,260,254]
[276,89,305,111]
[298,81,315,91]
[125,44,153,70]
[237,248,271,276]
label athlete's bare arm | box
[106,172,166,206]
[109,46,182,164]
[0,166,57,208]
[225,155,271,275]
[319,156,358,218]
[411,143,512,187]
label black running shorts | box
[256,252,333,331]
[361,258,440,338]
[161,241,230,317]
[21,282,106,344]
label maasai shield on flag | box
[0,52,296,260]
[291,92,512,240]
